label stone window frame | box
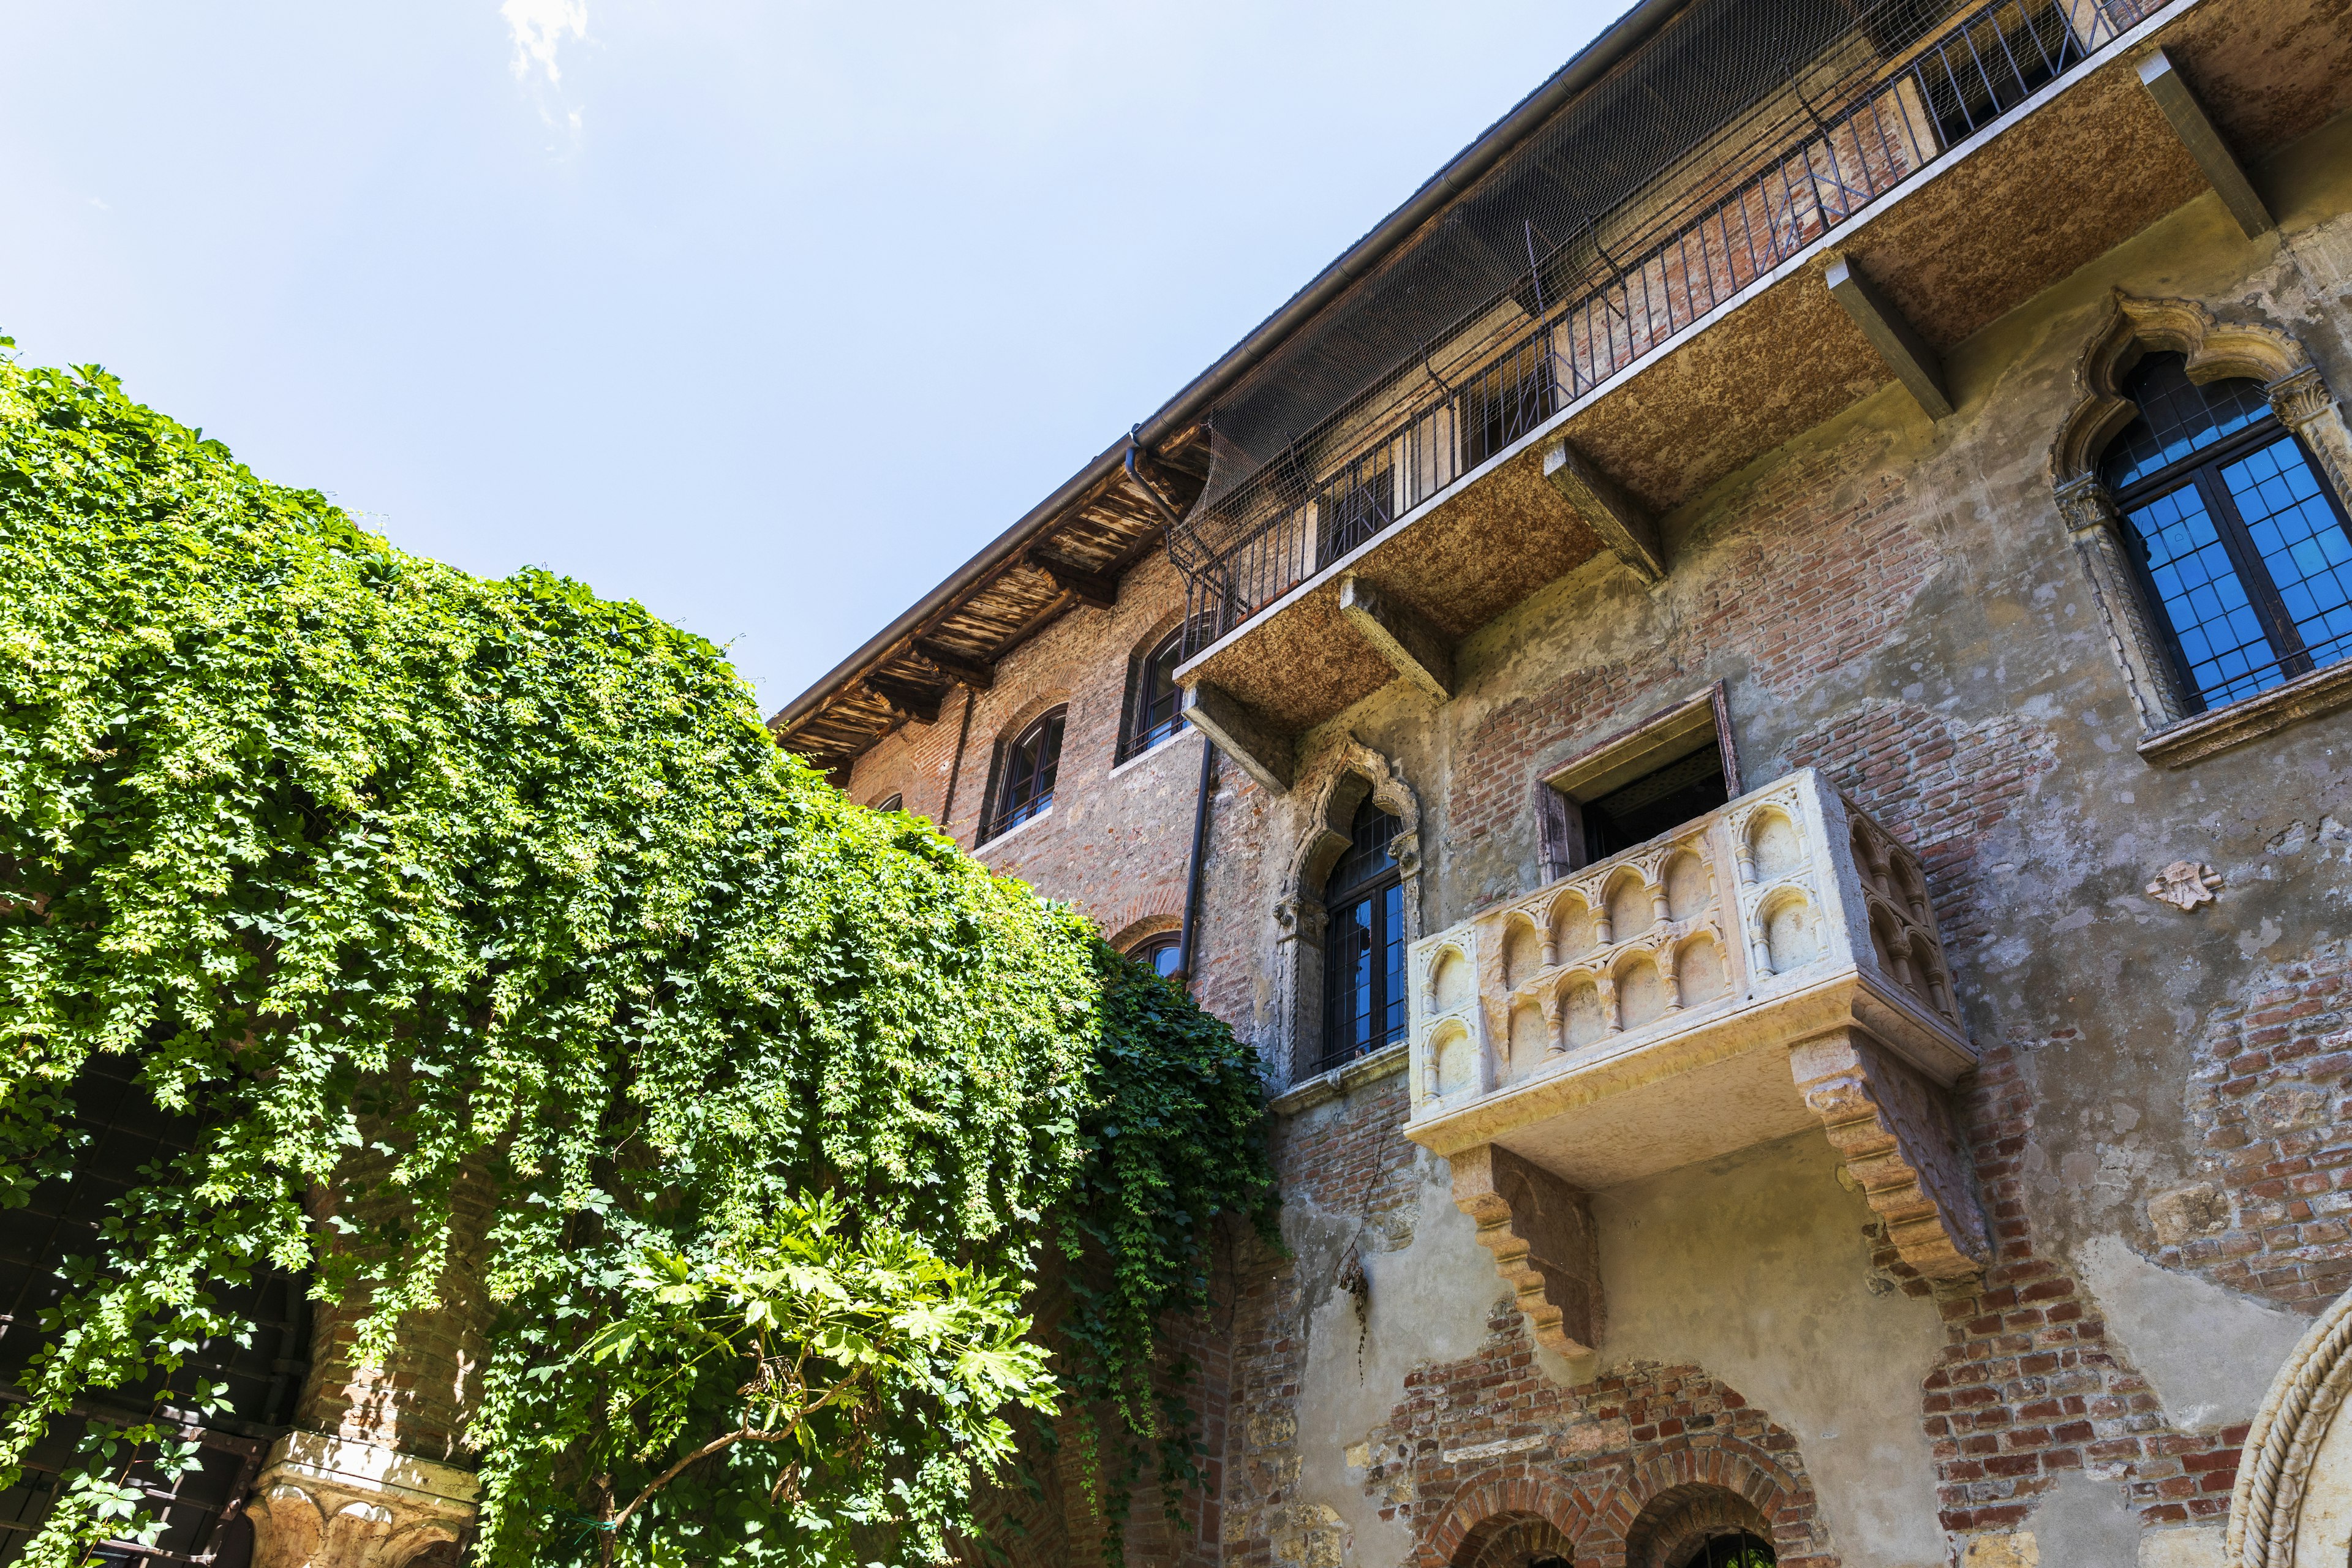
[1272,741,1423,1090]
[2049,292,2352,769]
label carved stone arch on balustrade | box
[1272,737,1424,1087]
[1673,925,1732,1009]
[1752,883,1823,978]
[1501,909,1547,989]
[2046,290,2352,734]
[1415,1467,1598,1568]
[1550,887,1597,960]
[1556,968,1608,1053]
[1424,1016,1476,1100]
[1578,1441,1817,1568]
[1600,863,1653,944]
[1611,944,1669,1033]
[1741,802,1807,884]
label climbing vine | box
[0,347,1272,1567]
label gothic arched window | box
[2101,352,2352,712]
[1317,796,1406,1072]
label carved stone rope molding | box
[2228,1281,2352,1568]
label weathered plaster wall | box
[1594,1134,1948,1566]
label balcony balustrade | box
[1404,769,1991,1357]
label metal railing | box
[1173,0,2144,660]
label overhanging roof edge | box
[770,0,1697,745]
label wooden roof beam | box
[1027,551,1118,609]
[864,673,946,725]
[911,639,995,690]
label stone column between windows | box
[2052,474,2191,728]
[2266,364,2352,505]
[246,1155,497,1568]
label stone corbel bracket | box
[1449,1143,1602,1357]
[246,1432,480,1568]
[1790,1027,1991,1281]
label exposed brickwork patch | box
[2167,938,2352,1310]
[1920,1040,2249,1539]
[1776,699,2056,957]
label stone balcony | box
[1404,769,1990,1357]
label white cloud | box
[502,0,587,85]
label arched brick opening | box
[1456,1512,1577,1568]
[1418,1469,1596,1568]
[1621,1483,1773,1568]
[1579,1441,1823,1568]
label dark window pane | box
[1329,799,1402,897]
[873,794,902,813]
[1583,742,1730,862]
[2100,353,2271,492]
[1379,883,1407,1046]
[2124,485,2281,709]
[1316,794,1409,1073]
[1458,336,1558,472]
[1316,451,1396,567]
[2221,435,2352,670]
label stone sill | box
[1268,1040,1409,1117]
[971,804,1053,856]
[2139,657,2352,767]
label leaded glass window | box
[2101,353,2352,711]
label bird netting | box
[1170,0,2149,657]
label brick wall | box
[1216,1076,1838,1568]
[2165,937,2352,1310]
[845,552,1200,947]
[1897,1038,2250,1536]
[298,1155,497,1463]
[1773,699,2057,992]
[1449,429,1942,859]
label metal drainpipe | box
[1125,434,1213,986]
[1176,735,1213,984]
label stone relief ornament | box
[2146,860,2223,910]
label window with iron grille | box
[1120,631,1189,762]
[2100,353,2352,712]
[0,1060,311,1568]
[1683,1532,1776,1568]
[983,708,1065,843]
[1314,451,1395,570]
[872,793,903,813]
[1456,336,1559,473]
[1317,797,1406,1074]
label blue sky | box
[0,1,1619,710]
